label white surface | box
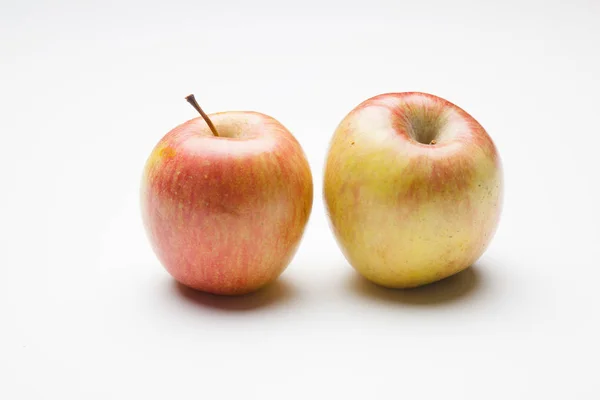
[1,0,599,398]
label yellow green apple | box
[324,92,503,288]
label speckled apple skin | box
[142,112,313,295]
[324,92,503,288]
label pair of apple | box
[140,93,503,295]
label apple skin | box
[141,111,313,295]
[324,92,503,288]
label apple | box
[141,95,313,295]
[324,92,503,288]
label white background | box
[1,0,599,398]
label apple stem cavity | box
[185,94,220,137]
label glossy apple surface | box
[141,111,313,295]
[324,92,503,288]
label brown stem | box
[185,94,220,137]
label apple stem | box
[185,94,220,137]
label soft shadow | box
[347,265,482,306]
[172,278,298,312]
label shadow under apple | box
[346,263,484,306]
[171,277,298,312]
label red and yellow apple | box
[324,92,503,288]
[141,95,313,295]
